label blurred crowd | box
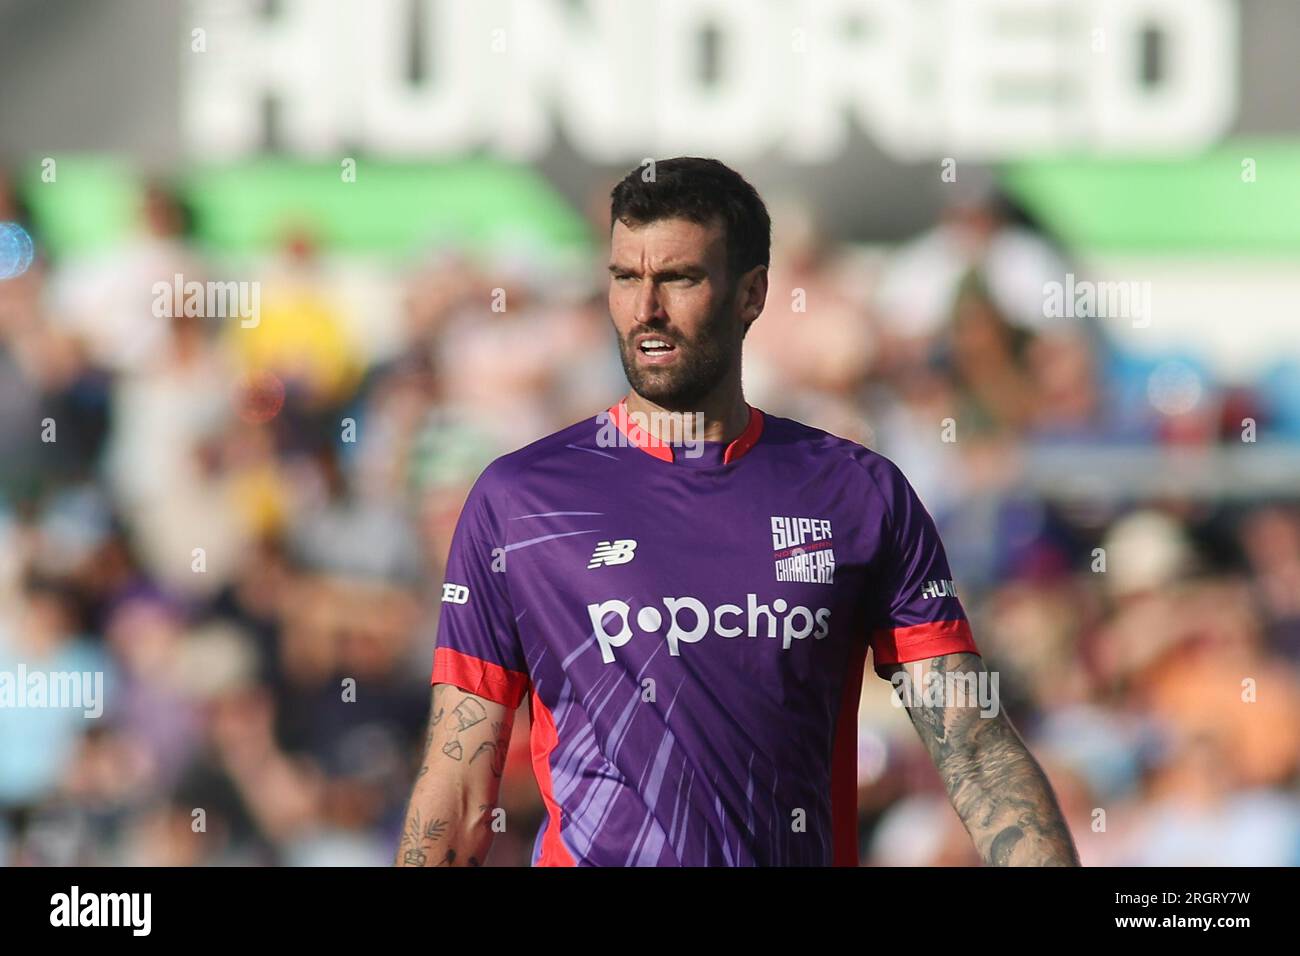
[1,169,1299,866]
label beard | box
[616,296,740,410]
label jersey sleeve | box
[430,468,530,709]
[866,457,980,673]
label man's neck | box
[622,387,751,446]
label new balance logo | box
[588,539,637,569]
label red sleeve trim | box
[870,619,979,667]
[431,647,529,709]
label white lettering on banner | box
[184,0,1238,162]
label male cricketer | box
[396,157,1079,867]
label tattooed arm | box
[395,683,515,867]
[879,652,1080,866]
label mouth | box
[634,334,679,366]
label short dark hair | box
[609,157,771,282]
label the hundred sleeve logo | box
[919,579,957,600]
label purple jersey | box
[431,401,979,866]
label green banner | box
[1003,140,1300,253]
[18,156,592,261]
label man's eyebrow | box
[607,262,706,276]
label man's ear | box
[738,265,767,339]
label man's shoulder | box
[474,412,609,491]
[758,410,902,485]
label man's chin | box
[626,380,713,411]
[622,347,729,409]
[626,370,689,406]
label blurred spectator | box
[48,180,203,374]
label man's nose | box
[635,280,666,325]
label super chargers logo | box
[771,516,835,584]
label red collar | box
[606,400,764,464]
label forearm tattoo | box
[395,685,509,867]
[469,721,510,778]
[889,652,1080,866]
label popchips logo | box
[587,594,830,663]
